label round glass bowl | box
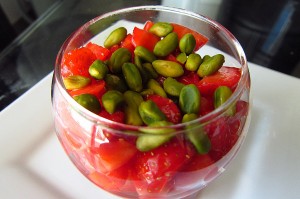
[51,5,251,199]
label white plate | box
[1,63,300,199]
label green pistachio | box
[104,27,127,48]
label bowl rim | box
[52,5,250,133]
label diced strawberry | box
[86,42,111,61]
[227,100,249,148]
[134,137,195,194]
[91,139,138,172]
[132,27,160,52]
[181,154,215,172]
[177,71,200,85]
[199,96,214,116]
[89,161,135,193]
[235,100,249,119]
[68,80,106,98]
[156,75,167,86]
[143,20,154,31]
[164,54,178,63]
[109,44,120,54]
[89,170,123,192]
[173,153,217,191]
[171,23,208,51]
[120,34,135,54]
[204,100,248,161]
[227,119,240,149]
[146,95,182,124]
[62,47,96,77]
[99,109,125,123]
[98,110,130,142]
[197,66,241,97]
[205,116,231,161]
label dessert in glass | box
[51,6,251,199]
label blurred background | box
[0,0,299,110]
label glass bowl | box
[51,5,251,199]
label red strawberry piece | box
[62,47,96,77]
[197,66,241,97]
[134,137,195,194]
[146,95,182,124]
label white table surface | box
[1,63,300,199]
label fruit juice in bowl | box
[51,6,251,199]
